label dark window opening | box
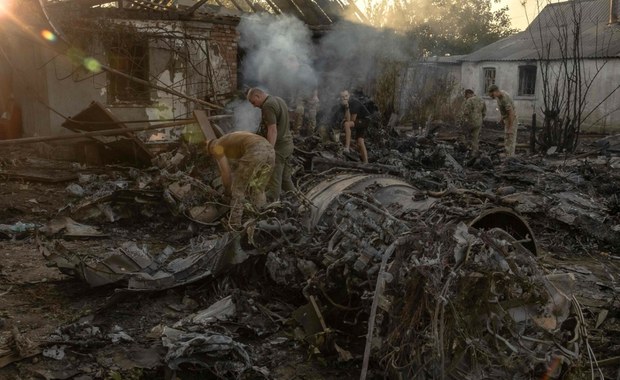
[518,65,537,96]
[108,40,150,102]
[483,67,496,93]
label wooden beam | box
[0,120,193,146]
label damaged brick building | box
[0,0,366,138]
[0,0,241,137]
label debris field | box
[1,122,620,380]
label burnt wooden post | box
[530,113,537,154]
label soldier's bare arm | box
[262,106,278,147]
[265,124,277,146]
[215,155,232,197]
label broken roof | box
[42,0,366,26]
[463,0,620,62]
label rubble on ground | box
[0,125,619,379]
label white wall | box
[8,19,236,136]
[461,59,620,132]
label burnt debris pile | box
[0,126,619,379]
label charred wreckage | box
[0,1,619,379]
[0,112,619,379]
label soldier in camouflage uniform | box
[205,132,275,228]
[459,89,486,154]
[284,55,319,135]
[488,84,517,156]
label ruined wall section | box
[10,15,239,136]
[208,23,238,99]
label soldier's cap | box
[487,84,499,94]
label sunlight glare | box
[40,29,57,42]
[83,57,102,73]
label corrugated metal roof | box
[463,0,620,62]
[44,0,360,26]
[422,55,466,64]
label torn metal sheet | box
[62,101,153,167]
[158,326,251,372]
[40,231,243,291]
[41,217,107,238]
[470,207,538,255]
[40,240,154,287]
[173,296,236,328]
[304,174,437,227]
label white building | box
[460,0,620,132]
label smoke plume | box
[235,14,411,128]
[238,14,318,103]
[227,99,261,132]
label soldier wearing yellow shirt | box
[206,132,275,228]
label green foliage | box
[363,0,517,56]
[374,61,405,120]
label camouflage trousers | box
[504,118,518,156]
[461,122,482,153]
[228,143,275,228]
[265,149,295,202]
[294,97,319,135]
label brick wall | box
[210,23,239,91]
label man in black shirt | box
[340,90,369,163]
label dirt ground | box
[1,125,620,380]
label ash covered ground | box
[0,123,619,380]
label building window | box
[518,65,537,96]
[483,67,496,93]
[108,39,150,102]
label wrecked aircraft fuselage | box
[39,170,582,378]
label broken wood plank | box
[0,168,78,183]
[194,110,222,141]
[182,0,210,16]
[0,119,193,146]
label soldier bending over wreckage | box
[205,132,275,228]
[488,84,518,157]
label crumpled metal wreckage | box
[39,172,586,377]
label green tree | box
[364,0,516,56]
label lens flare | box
[40,29,57,42]
[83,57,102,73]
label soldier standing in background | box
[488,84,517,156]
[284,55,319,135]
[459,89,486,155]
[340,90,370,164]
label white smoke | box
[238,14,318,104]
[234,14,411,127]
[316,22,410,110]
[228,99,261,132]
